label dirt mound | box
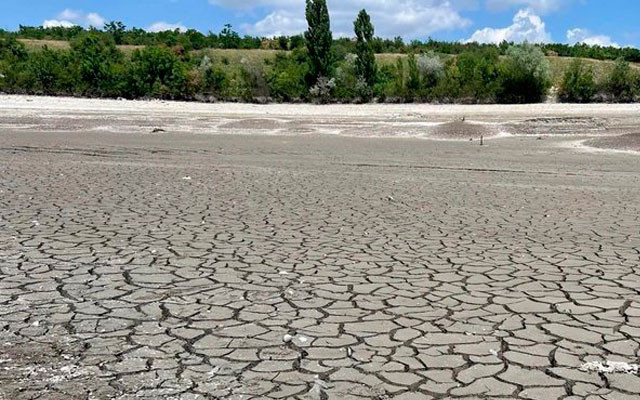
[585,132,640,152]
[429,121,502,140]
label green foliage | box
[203,66,228,96]
[372,64,397,102]
[393,57,406,100]
[559,59,597,103]
[406,53,420,99]
[9,22,640,64]
[498,43,551,103]
[417,51,444,89]
[432,60,462,102]
[183,29,207,50]
[267,51,309,101]
[0,36,27,60]
[354,9,376,89]
[26,47,74,94]
[71,33,123,95]
[127,46,186,98]
[219,24,240,49]
[456,48,500,102]
[305,0,333,80]
[334,54,358,100]
[104,21,126,45]
[605,58,637,102]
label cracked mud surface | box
[1,96,640,399]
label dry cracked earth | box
[1,97,640,400]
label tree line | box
[0,0,638,103]
[5,17,640,62]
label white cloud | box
[466,8,551,43]
[86,13,106,28]
[247,10,306,36]
[43,19,76,28]
[58,9,83,21]
[146,22,188,32]
[485,0,569,14]
[567,28,619,48]
[43,9,106,28]
[211,0,471,38]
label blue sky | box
[1,0,638,47]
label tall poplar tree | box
[304,0,333,80]
[354,9,376,86]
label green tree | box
[220,24,240,49]
[559,59,597,103]
[457,48,500,102]
[498,43,551,103]
[127,46,186,98]
[71,33,122,94]
[26,47,72,94]
[183,29,207,50]
[354,9,376,87]
[104,21,126,45]
[304,0,333,81]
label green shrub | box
[417,51,444,89]
[0,36,27,60]
[372,63,397,102]
[604,58,637,102]
[406,53,419,100]
[71,33,123,95]
[267,52,308,101]
[309,76,335,103]
[334,53,358,101]
[224,58,264,101]
[25,47,74,94]
[0,37,28,91]
[498,43,551,103]
[456,48,500,102]
[393,57,406,100]
[559,59,597,103]
[432,60,461,102]
[204,66,228,96]
[127,46,186,98]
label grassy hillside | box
[19,38,636,88]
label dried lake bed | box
[1,96,640,399]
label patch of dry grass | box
[19,39,144,53]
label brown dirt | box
[429,120,503,139]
